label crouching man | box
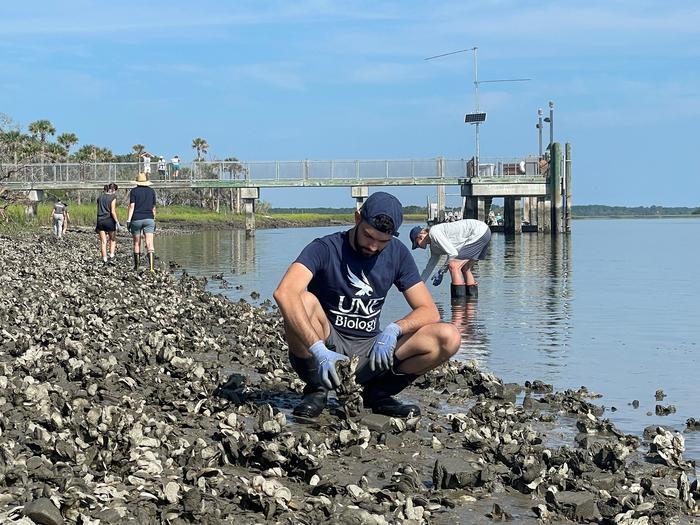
[273,191,460,418]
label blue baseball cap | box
[360,191,403,237]
[409,226,423,250]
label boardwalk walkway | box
[2,157,544,190]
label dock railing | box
[2,156,544,187]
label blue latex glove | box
[432,269,445,286]
[308,340,349,389]
[369,322,401,372]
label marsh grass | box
[0,205,427,231]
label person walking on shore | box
[95,183,120,265]
[409,219,492,292]
[126,173,157,272]
[51,199,68,239]
[274,191,460,419]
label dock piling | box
[240,187,260,237]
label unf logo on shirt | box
[329,265,383,332]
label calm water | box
[159,218,700,460]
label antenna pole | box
[424,46,530,179]
[473,47,480,178]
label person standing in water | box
[126,173,157,272]
[409,219,491,293]
[95,183,120,265]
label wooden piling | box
[565,143,572,233]
[550,142,563,234]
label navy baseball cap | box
[409,226,423,249]
[360,191,403,237]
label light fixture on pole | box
[425,47,530,178]
[536,108,543,157]
[543,100,554,148]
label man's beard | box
[353,227,378,258]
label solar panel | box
[464,112,487,123]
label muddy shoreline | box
[161,215,354,231]
[0,232,697,524]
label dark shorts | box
[289,324,404,387]
[95,217,116,233]
[457,228,491,260]
[326,324,378,366]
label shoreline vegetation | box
[1,203,426,232]
[1,203,698,233]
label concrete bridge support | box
[351,186,368,211]
[503,197,522,235]
[537,196,551,232]
[523,196,538,225]
[25,190,44,220]
[240,187,259,237]
[463,197,489,221]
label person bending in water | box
[409,219,491,291]
[274,191,460,418]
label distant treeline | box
[572,205,700,217]
[270,205,427,215]
[269,205,700,217]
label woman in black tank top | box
[95,184,121,265]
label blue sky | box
[2,1,699,207]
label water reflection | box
[444,234,573,369]
[448,298,490,365]
[161,229,256,277]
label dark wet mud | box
[0,232,698,524]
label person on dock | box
[95,183,120,266]
[171,155,180,179]
[126,173,157,272]
[141,153,152,176]
[274,191,460,419]
[157,156,167,180]
[51,199,68,239]
[409,219,491,292]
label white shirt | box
[420,219,489,281]
[142,155,152,173]
[157,159,166,171]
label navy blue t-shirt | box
[129,186,156,220]
[295,231,421,338]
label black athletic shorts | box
[95,217,116,233]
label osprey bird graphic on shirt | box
[347,266,373,296]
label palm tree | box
[0,130,25,165]
[28,120,56,143]
[28,119,56,166]
[56,132,79,160]
[75,144,113,162]
[45,143,66,163]
[132,144,145,161]
[192,138,209,161]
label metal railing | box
[2,156,544,186]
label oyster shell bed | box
[0,232,698,524]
